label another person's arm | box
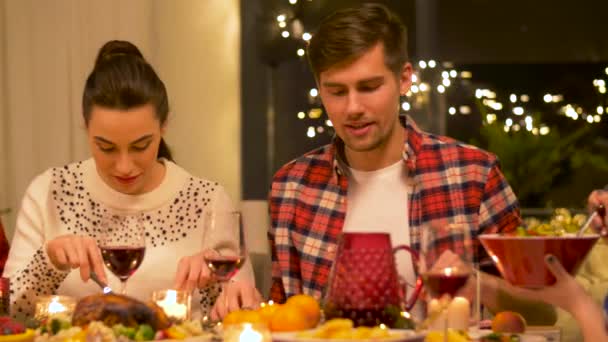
[506,255,608,342]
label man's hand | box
[588,188,608,232]
[210,280,263,320]
[46,235,106,283]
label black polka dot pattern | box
[11,162,223,318]
[11,249,67,320]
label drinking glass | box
[99,212,146,294]
[201,211,247,282]
[419,223,475,339]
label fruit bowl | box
[479,234,599,288]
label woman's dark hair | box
[83,40,173,161]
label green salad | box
[513,208,587,236]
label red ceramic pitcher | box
[323,232,422,327]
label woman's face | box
[87,104,166,195]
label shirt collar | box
[331,115,422,177]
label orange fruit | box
[269,304,311,332]
[222,309,267,327]
[286,294,321,328]
[257,303,282,325]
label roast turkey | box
[71,294,171,330]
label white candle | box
[427,299,447,331]
[447,297,470,331]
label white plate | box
[272,329,425,342]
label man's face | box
[318,42,412,155]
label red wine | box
[422,271,470,297]
[101,246,145,280]
[205,255,243,280]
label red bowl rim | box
[479,233,600,241]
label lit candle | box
[447,296,470,331]
[223,323,271,342]
[34,295,76,321]
[153,290,190,322]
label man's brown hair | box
[307,3,408,80]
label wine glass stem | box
[443,307,448,342]
[120,280,127,295]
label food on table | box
[479,333,523,341]
[0,317,25,335]
[35,294,208,341]
[285,294,321,327]
[424,329,470,342]
[224,294,322,332]
[296,318,399,340]
[491,311,526,334]
[0,316,33,342]
[511,208,587,236]
[71,294,170,330]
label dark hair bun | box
[94,40,144,68]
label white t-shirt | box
[343,160,421,316]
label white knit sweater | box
[3,158,254,320]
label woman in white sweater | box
[3,40,261,321]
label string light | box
[277,14,286,22]
[418,60,427,69]
[450,70,458,78]
[543,94,552,103]
[289,0,297,4]
[297,49,305,57]
[428,60,437,68]
[401,102,411,111]
[278,21,287,28]
[448,107,457,115]
[442,78,451,87]
[281,31,290,38]
[297,111,305,119]
[509,94,517,103]
[302,32,312,41]
[513,107,524,115]
[437,85,445,93]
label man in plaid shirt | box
[268,3,542,320]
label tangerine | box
[257,303,282,325]
[286,294,321,328]
[269,304,311,332]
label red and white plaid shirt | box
[268,116,521,303]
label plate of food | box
[34,293,214,342]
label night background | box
[241,0,608,210]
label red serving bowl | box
[479,234,599,288]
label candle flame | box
[48,296,67,314]
[239,323,263,342]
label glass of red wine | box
[99,212,146,295]
[419,224,474,339]
[201,210,246,282]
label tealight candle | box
[447,296,470,331]
[34,295,76,321]
[151,289,191,322]
[223,323,271,342]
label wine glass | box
[201,210,247,282]
[99,212,146,294]
[419,224,475,340]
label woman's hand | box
[173,250,215,292]
[210,280,263,320]
[505,255,587,313]
[46,235,106,283]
